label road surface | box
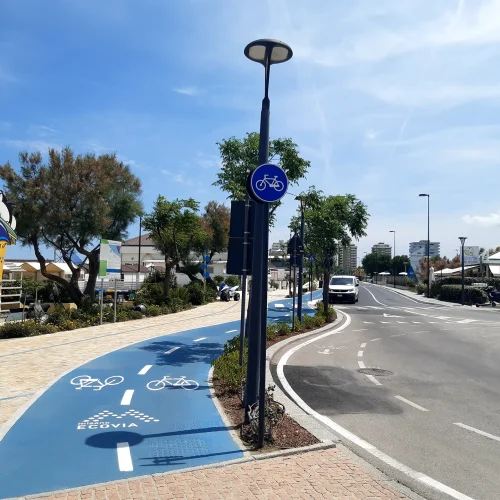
[279,283,500,500]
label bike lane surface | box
[0,293,321,499]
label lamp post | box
[390,230,395,288]
[459,236,467,305]
[296,196,305,322]
[419,194,430,297]
[244,38,293,449]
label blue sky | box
[1,0,500,263]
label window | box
[330,277,354,286]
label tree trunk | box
[163,260,172,298]
[322,270,329,315]
[83,250,100,298]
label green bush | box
[135,283,165,305]
[213,275,225,286]
[432,276,500,298]
[223,334,246,355]
[0,320,59,339]
[167,297,190,312]
[439,285,488,305]
[266,324,279,340]
[416,283,425,295]
[225,276,240,287]
[186,282,205,305]
[169,286,190,304]
[212,348,247,393]
[204,286,217,302]
[145,304,162,317]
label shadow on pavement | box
[140,340,223,366]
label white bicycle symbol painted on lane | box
[70,375,124,391]
[255,175,285,192]
[147,375,199,391]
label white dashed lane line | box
[395,395,429,412]
[138,365,152,375]
[454,423,500,443]
[390,333,406,337]
[275,304,285,308]
[357,350,363,357]
[116,442,133,471]
[120,389,134,406]
[193,337,207,342]
[366,375,382,386]
[358,360,365,369]
[225,329,238,334]
[370,338,381,342]
[164,346,181,355]
[360,343,367,348]
[352,329,368,332]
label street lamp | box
[295,196,306,322]
[244,38,293,449]
[389,230,396,288]
[459,236,467,305]
[419,194,430,297]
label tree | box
[488,246,500,256]
[391,255,411,274]
[0,148,142,307]
[293,193,369,313]
[142,196,203,299]
[214,132,310,223]
[362,253,391,276]
[198,201,230,260]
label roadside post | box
[308,254,314,301]
[99,277,104,325]
[113,279,117,323]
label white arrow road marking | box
[383,313,403,318]
[138,365,152,375]
[454,423,500,442]
[117,442,133,471]
[318,349,330,354]
[120,390,134,406]
[395,395,429,412]
[164,346,181,355]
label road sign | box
[308,254,314,262]
[287,234,303,255]
[248,163,288,203]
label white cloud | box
[1,139,62,151]
[196,153,221,170]
[173,86,200,96]
[463,211,500,228]
[27,124,58,136]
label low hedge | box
[439,285,488,305]
[431,276,500,298]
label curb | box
[369,283,461,307]
[265,313,344,444]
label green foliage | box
[212,348,247,393]
[135,283,166,305]
[416,282,425,294]
[204,286,217,302]
[0,147,142,306]
[223,334,247,355]
[362,253,392,276]
[0,320,59,339]
[145,304,163,317]
[198,201,230,258]
[390,255,411,275]
[214,132,310,224]
[439,285,488,305]
[185,281,205,305]
[213,275,225,285]
[224,275,240,287]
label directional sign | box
[308,254,314,262]
[248,163,288,203]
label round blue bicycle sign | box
[248,163,288,203]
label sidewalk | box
[1,290,411,500]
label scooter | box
[475,286,500,307]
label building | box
[338,244,358,273]
[371,242,392,257]
[409,240,440,274]
[269,240,286,258]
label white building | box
[338,244,358,273]
[371,242,392,257]
[409,240,440,274]
[269,240,286,257]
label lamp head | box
[244,39,293,66]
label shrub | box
[204,286,217,302]
[416,283,425,295]
[135,283,165,305]
[167,297,189,312]
[0,320,59,339]
[439,285,488,305]
[185,282,205,305]
[223,334,246,355]
[145,304,162,317]
[212,348,247,393]
[169,286,190,304]
[213,275,225,286]
[275,321,292,336]
[266,324,279,340]
[225,276,240,287]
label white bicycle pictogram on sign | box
[70,375,124,391]
[255,175,285,192]
[146,375,199,391]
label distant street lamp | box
[296,196,306,322]
[459,236,467,305]
[244,38,293,450]
[419,194,430,297]
[390,230,396,288]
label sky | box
[1,0,500,263]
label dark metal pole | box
[137,216,142,288]
[239,196,250,366]
[393,231,396,288]
[297,204,305,322]
[310,258,313,301]
[292,234,297,330]
[427,196,430,298]
[461,244,465,305]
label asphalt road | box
[281,284,500,500]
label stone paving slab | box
[17,448,408,500]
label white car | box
[328,275,359,304]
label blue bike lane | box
[0,292,321,499]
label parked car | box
[328,275,359,304]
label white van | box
[328,275,359,304]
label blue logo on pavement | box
[249,163,288,203]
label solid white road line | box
[454,422,500,443]
[360,343,367,348]
[116,442,133,471]
[366,375,382,386]
[357,350,363,357]
[193,337,207,342]
[277,313,474,500]
[225,329,238,333]
[361,285,388,307]
[370,338,381,341]
[164,346,180,355]
[120,389,134,406]
[358,360,366,369]
[138,365,152,375]
[395,395,429,412]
